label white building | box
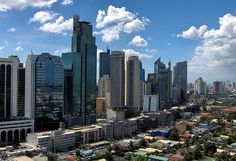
[72,125,102,144]
[194,77,206,95]
[27,129,76,152]
[143,95,159,112]
[0,119,34,144]
[107,107,125,121]
[0,56,19,117]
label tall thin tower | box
[63,15,97,126]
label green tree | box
[139,138,147,147]
[193,144,202,160]
[76,156,82,161]
[215,152,231,161]
[227,137,234,145]
[113,143,123,156]
[75,149,80,157]
[135,155,148,161]
[203,142,217,156]
[168,127,179,141]
[103,151,113,161]
[129,141,135,151]
[47,153,57,161]
[25,151,33,158]
[170,147,176,154]
[184,152,193,161]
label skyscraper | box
[125,56,141,109]
[147,73,156,94]
[213,81,224,95]
[154,58,171,108]
[25,53,64,131]
[98,75,111,108]
[194,77,206,95]
[17,63,25,117]
[63,15,97,126]
[99,48,110,78]
[110,51,125,107]
[140,62,145,82]
[172,61,187,102]
[0,56,19,118]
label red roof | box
[222,108,236,113]
[178,134,191,138]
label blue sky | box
[1,0,236,83]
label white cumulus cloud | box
[95,5,150,42]
[130,35,148,47]
[29,10,58,24]
[123,49,153,59]
[0,41,8,51]
[7,27,16,32]
[96,5,135,29]
[54,48,70,56]
[61,0,73,5]
[99,24,123,42]
[15,42,23,51]
[123,18,149,34]
[181,13,236,81]
[29,11,73,35]
[39,16,73,34]
[0,0,58,12]
[177,25,208,39]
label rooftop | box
[149,155,169,161]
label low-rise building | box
[27,129,76,152]
[0,118,34,145]
[72,125,102,144]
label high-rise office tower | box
[194,77,206,95]
[110,51,125,107]
[140,62,145,82]
[25,53,64,131]
[147,73,156,94]
[213,81,224,94]
[233,82,236,89]
[125,56,141,109]
[154,58,171,108]
[172,61,187,102]
[62,15,97,126]
[225,80,231,89]
[0,56,19,118]
[98,75,111,108]
[17,63,25,117]
[99,48,110,78]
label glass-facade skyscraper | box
[62,15,97,126]
[154,58,171,109]
[99,48,110,78]
[25,53,64,131]
[172,61,187,102]
[17,63,25,117]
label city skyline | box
[1,0,236,82]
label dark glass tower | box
[99,48,110,78]
[17,63,25,116]
[25,53,64,131]
[63,15,97,126]
[154,58,172,109]
[172,61,187,102]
